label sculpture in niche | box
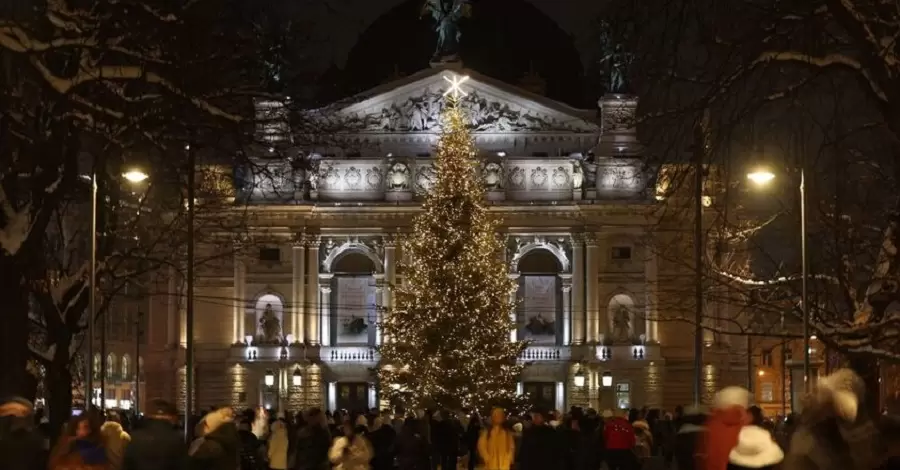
[483,162,503,190]
[421,0,470,63]
[552,166,570,188]
[530,167,548,188]
[259,303,281,343]
[366,167,383,189]
[612,305,631,343]
[571,160,584,190]
[525,313,556,336]
[342,90,586,133]
[344,315,368,335]
[387,162,411,191]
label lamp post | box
[747,166,810,394]
[88,168,148,411]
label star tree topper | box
[442,74,470,101]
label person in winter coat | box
[431,411,460,470]
[673,406,706,470]
[101,419,131,470]
[727,425,783,470]
[329,422,373,470]
[267,420,289,470]
[701,387,750,470]
[395,418,430,470]
[782,369,879,470]
[367,417,396,470]
[122,399,186,470]
[517,410,562,470]
[237,421,264,470]
[632,419,653,460]
[604,410,637,470]
[188,408,241,470]
[50,414,109,470]
[292,409,331,470]
[477,408,514,470]
[462,413,481,470]
[0,396,47,470]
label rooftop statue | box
[422,0,470,63]
[597,20,635,94]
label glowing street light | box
[264,370,275,387]
[573,368,586,388]
[122,170,149,183]
[747,169,776,186]
[292,368,302,387]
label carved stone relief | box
[320,236,385,273]
[482,162,504,190]
[386,161,411,191]
[340,89,591,133]
[415,164,436,194]
[508,235,572,273]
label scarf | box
[74,439,107,465]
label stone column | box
[319,275,333,346]
[383,236,397,343]
[291,240,306,342]
[305,238,320,344]
[374,274,385,345]
[585,233,600,343]
[559,274,573,345]
[233,250,246,344]
[571,235,585,344]
[644,245,659,342]
[509,273,520,342]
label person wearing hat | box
[0,396,46,470]
[701,387,751,470]
[727,426,783,470]
[516,409,561,470]
[122,399,184,470]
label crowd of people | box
[1,368,899,470]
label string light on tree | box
[377,94,526,412]
[442,74,470,100]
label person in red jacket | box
[700,387,750,470]
[603,409,637,470]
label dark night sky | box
[303,0,605,71]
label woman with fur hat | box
[727,426,783,470]
[189,408,241,470]
[781,369,878,470]
[701,387,751,470]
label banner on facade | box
[336,277,375,344]
[522,276,556,342]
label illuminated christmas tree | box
[378,95,526,411]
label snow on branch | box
[0,186,34,255]
[754,50,888,102]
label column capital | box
[306,235,321,248]
[558,273,573,284]
[562,285,573,294]
[292,231,306,247]
[508,273,521,281]
[585,232,599,246]
[382,233,399,248]
[318,273,334,284]
[320,286,332,294]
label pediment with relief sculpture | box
[318,66,600,135]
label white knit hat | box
[728,426,784,468]
[714,386,750,409]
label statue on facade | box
[612,305,631,343]
[259,303,281,343]
[422,0,470,63]
[387,162,411,191]
[597,20,635,94]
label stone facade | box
[147,65,749,414]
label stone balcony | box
[518,346,572,362]
[594,344,661,362]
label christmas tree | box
[378,97,526,411]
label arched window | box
[106,353,117,380]
[121,354,131,380]
[93,354,101,380]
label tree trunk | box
[848,354,881,417]
[47,334,73,439]
[0,258,30,398]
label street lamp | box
[88,168,148,411]
[292,368,302,387]
[574,368,586,388]
[747,167,811,394]
[601,372,613,387]
[264,369,275,387]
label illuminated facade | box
[149,65,748,413]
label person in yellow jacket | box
[477,408,515,470]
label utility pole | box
[184,140,196,438]
[135,309,142,414]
